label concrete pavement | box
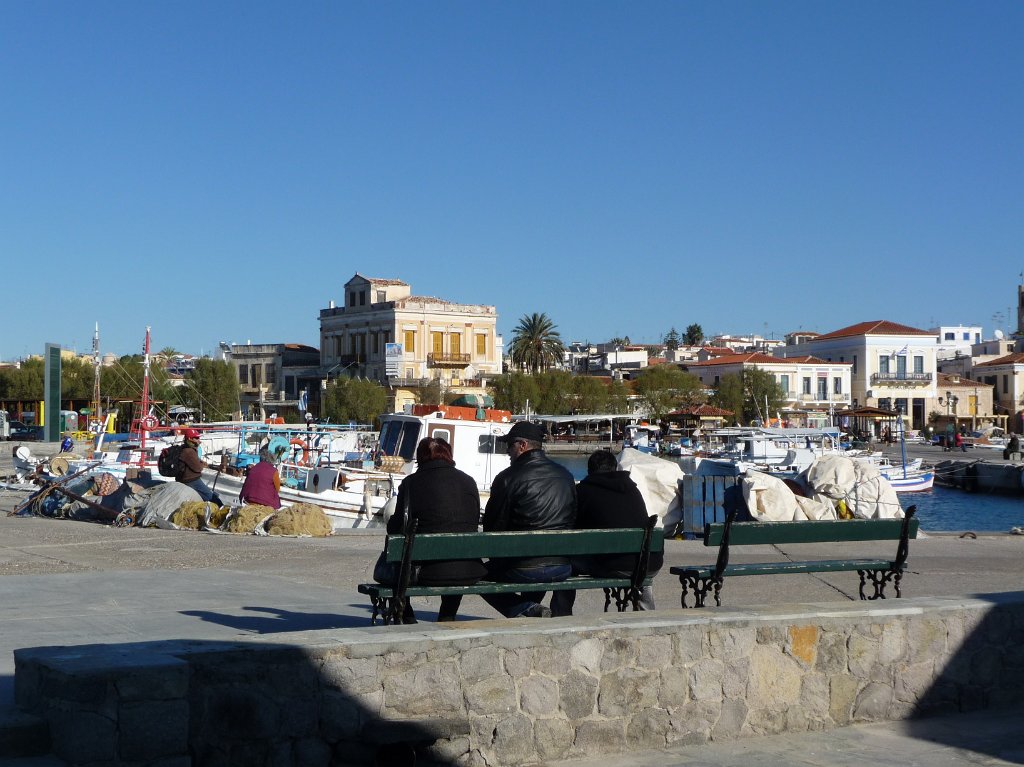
[2,442,1024,765]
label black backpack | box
[158,444,185,477]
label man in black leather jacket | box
[481,420,576,618]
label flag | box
[298,388,308,413]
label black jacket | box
[388,459,486,585]
[575,470,664,575]
[482,449,576,568]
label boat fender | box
[959,531,977,539]
[141,416,158,431]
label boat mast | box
[140,327,151,466]
[92,323,101,436]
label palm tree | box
[509,313,566,374]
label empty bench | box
[358,516,663,625]
[670,505,918,608]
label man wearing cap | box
[177,428,222,505]
[480,420,576,618]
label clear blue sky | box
[2,2,1021,359]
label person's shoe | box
[520,604,551,618]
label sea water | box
[552,454,1024,534]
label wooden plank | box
[703,518,919,547]
[671,558,898,579]
[359,574,655,599]
[382,527,662,563]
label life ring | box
[290,438,310,466]
[141,416,158,431]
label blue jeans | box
[481,562,571,618]
[181,478,222,506]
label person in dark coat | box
[385,437,486,623]
[481,420,577,618]
[551,450,663,617]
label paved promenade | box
[2,441,1023,765]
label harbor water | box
[552,454,1024,534]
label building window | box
[944,332,955,341]
[962,332,970,341]
[878,355,890,375]
[817,378,828,400]
[450,332,461,356]
[376,290,386,303]
[349,291,356,307]
[852,355,857,374]
[896,355,907,376]
[239,365,248,384]
[833,377,842,394]
[913,355,924,374]
[265,364,276,385]
[802,377,811,395]
[432,332,443,355]
[1004,375,1009,394]
[371,333,379,356]
[251,365,261,385]
[476,334,487,356]
[779,374,789,394]
[404,330,416,353]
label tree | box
[663,328,681,351]
[684,324,705,346]
[633,366,703,421]
[509,313,566,374]
[490,372,540,414]
[742,367,786,425]
[572,375,609,413]
[183,359,240,421]
[322,377,388,426]
[711,368,786,425]
[534,370,574,414]
[712,374,745,424]
[606,378,631,414]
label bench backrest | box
[383,525,665,564]
[703,517,919,546]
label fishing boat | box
[694,426,843,477]
[204,404,515,531]
[873,418,934,492]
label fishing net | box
[225,505,275,533]
[170,501,208,530]
[265,503,332,537]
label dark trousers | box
[480,562,571,617]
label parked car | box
[8,421,42,441]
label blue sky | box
[2,2,1021,359]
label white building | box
[780,320,938,430]
[931,325,983,360]
[684,352,852,427]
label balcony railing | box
[427,353,471,367]
[870,372,932,385]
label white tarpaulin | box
[804,455,903,519]
[741,470,837,521]
[617,447,684,530]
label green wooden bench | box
[358,516,663,625]
[670,505,918,608]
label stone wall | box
[14,594,1024,766]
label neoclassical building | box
[319,274,503,411]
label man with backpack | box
[176,428,222,505]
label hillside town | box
[2,272,1024,441]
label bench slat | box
[383,527,664,563]
[671,559,899,578]
[704,518,919,546]
[359,575,653,599]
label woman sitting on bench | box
[382,437,486,623]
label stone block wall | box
[14,594,1024,766]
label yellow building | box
[319,274,503,411]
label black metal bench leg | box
[859,569,900,600]
[604,587,635,612]
[680,576,716,608]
